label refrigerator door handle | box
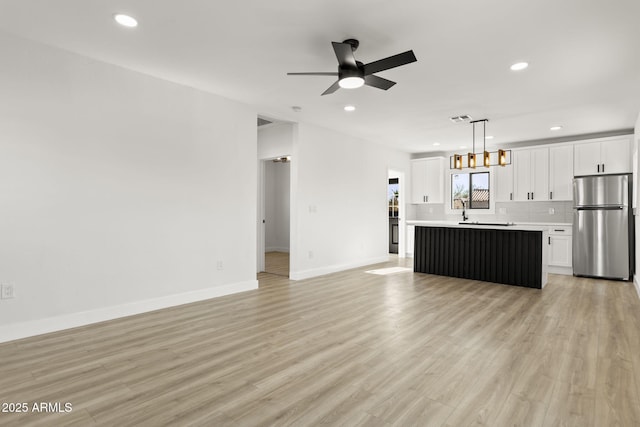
[575,206,624,211]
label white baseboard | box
[290,256,390,281]
[634,276,640,300]
[0,279,258,344]
[547,265,573,275]
[265,247,290,253]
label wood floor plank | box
[1,260,640,426]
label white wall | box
[265,161,290,252]
[0,32,257,341]
[290,123,411,279]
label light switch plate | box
[1,284,15,299]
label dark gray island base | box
[413,225,547,289]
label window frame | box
[446,169,496,215]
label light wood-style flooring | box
[264,251,289,277]
[2,257,640,426]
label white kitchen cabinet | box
[406,225,415,257]
[411,157,444,204]
[494,163,514,202]
[549,145,574,201]
[574,136,631,176]
[548,226,572,272]
[513,147,549,201]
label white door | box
[549,145,574,201]
[574,141,601,176]
[530,147,549,201]
[513,150,532,201]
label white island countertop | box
[406,220,569,232]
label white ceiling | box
[1,0,639,153]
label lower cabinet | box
[548,226,572,274]
[406,225,415,257]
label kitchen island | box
[407,221,549,289]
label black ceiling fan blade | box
[363,50,417,75]
[332,42,357,68]
[321,80,341,96]
[364,75,396,90]
[287,72,339,76]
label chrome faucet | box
[461,200,468,221]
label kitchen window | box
[451,172,490,210]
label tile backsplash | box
[411,201,573,224]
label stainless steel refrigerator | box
[573,173,634,280]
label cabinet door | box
[574,142,601,176]
[549,145,574,201]
[494,164,514,202]
[411,160,428,203]
[530,148,549,201]
[406,225,415,256]
[423,158,443,203]
[512,150,532,201]
[601,137,631,174]
[549,235,572,267]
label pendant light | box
[450,118,510,169]
[468,121,477,169]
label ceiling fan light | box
[339,77,365,89]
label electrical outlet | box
[216,261,224,271]
[1,283,15,299]
[308,251,314,259]
[548,208,555,215]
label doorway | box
[388,177,399,254]
[388,170,405,256]
[262,157,291,277]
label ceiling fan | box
[287,39,417,96]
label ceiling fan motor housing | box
[339,67,364,80]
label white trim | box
[547,266,573,275]
[290,256,389,280]
[0,280,258,344]
[265,247,290,253]
[634,276,640,300]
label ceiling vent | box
[449,115,472,123]
[257,117,272,126]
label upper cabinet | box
[574,136,631,176]
[494,163,514,202]
[549,145,574,200]
[513,147,549,201]
[411,157,444,204]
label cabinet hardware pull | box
[531,192,534,200]
[602,164,605,173]
[548,236,551,244]
[597,164,600,173]
[554,229,564,232]
[510,192,512,201]
[527,192,530,200]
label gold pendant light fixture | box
[450,119,511,169]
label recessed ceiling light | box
[344,105,356,112]
[510,62,529,71]
[485,135,494,140]
[114,14,138,28]
[433,142,441,146]
[550,126,563,131]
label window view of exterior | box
[451,172,490,209]
[388,178,399,217]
